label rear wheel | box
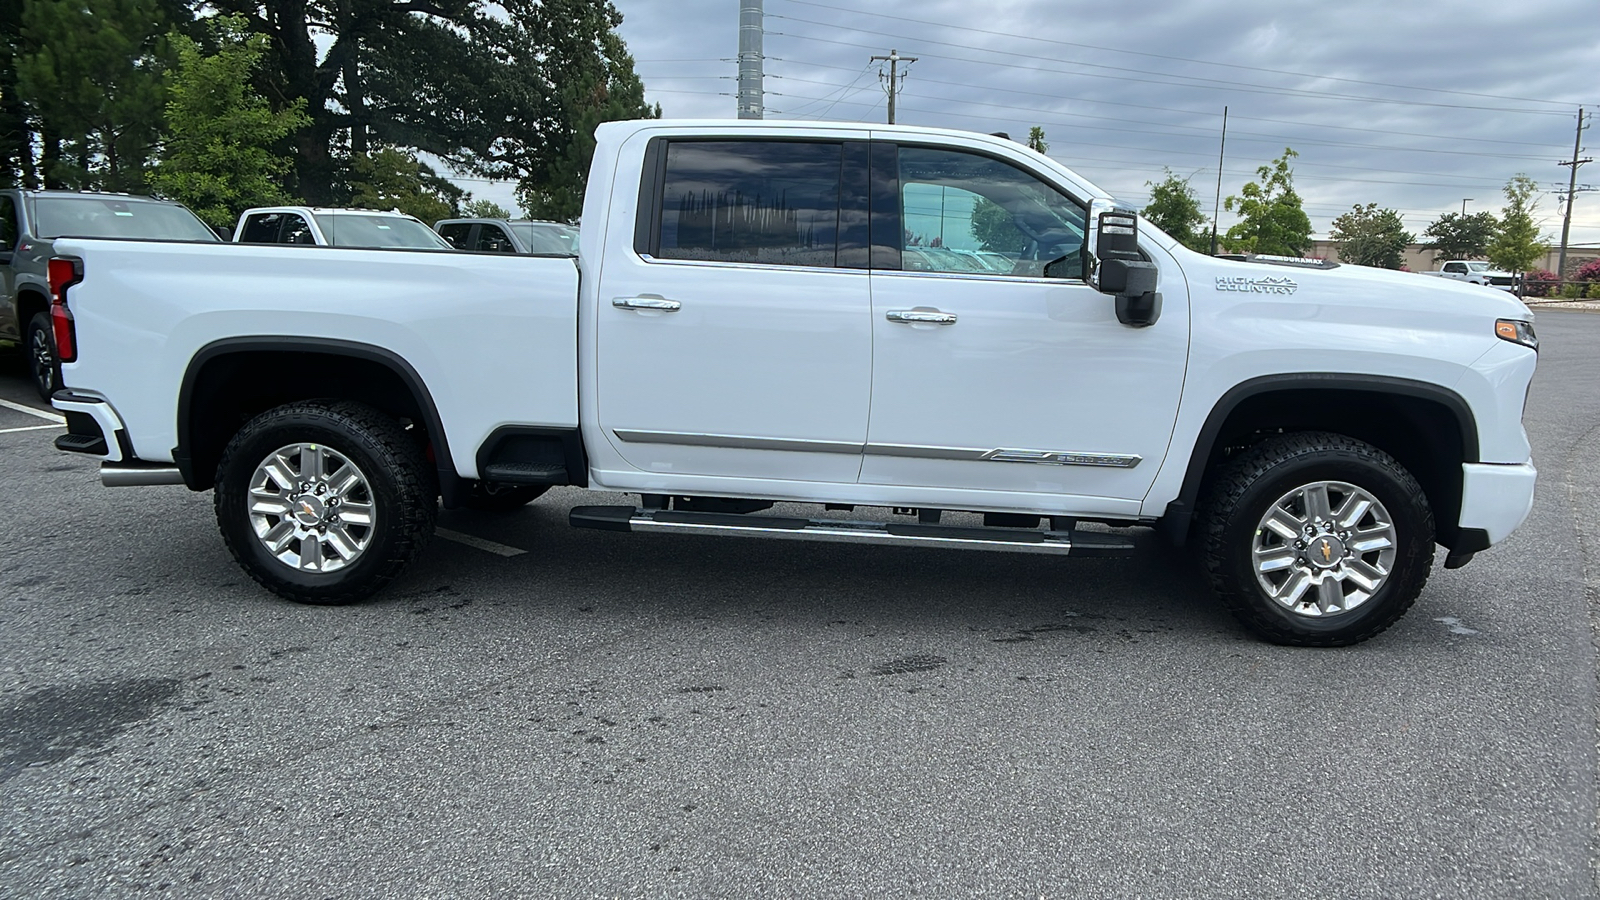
[214,400,436,605]
[1200,432,1434,646]
[26,312,58,401]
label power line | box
[768,17,1578,115]
[718,53,1562,149]
[757,73,1558,168]
[778,0,1590,109]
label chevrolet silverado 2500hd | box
[44,120,1539,646]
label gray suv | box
[0,191,218,399]
[434,218,578,255]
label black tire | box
[214,400,437,605]
[462,481,548,512]
[1199,431,1434,647]
[26,312,59,402]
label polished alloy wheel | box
[247,443,376,572]
[1251,480,1398,617]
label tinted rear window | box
[33,197,218,241]
[656,141,842,267]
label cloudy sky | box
[533,0,1597,249]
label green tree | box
[15,0,187,190]
[1222,148,1312,257]
[461,198,512,219]
[210,0,655,215]
[0,0,31,186]
[1486,174,1549,274]
[347,147,462,224]
[1420,211,1498,262]
[1142,169,1210,253]
[150,16,308,230]
[508,0,659,220]
[1328,203,1413,269]
[1026,126,1047,154]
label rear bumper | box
[51,390,128,462]
[52,390,185,486]
[1458,460,1537,547]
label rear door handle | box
[886,309,957,325]
[613,297,681,312]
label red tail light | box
[47,257,82,364]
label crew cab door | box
[860,142,1188,506]
[592,137,873,483]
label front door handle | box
[886,309,957,325]
[613,297,681,312]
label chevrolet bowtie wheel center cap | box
[1307,534,1347,569]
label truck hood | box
[1171,249,1533,322]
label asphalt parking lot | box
[1,312,1597,899]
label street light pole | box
[1461,198,1472,216]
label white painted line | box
[435,527,527,557]
[0,397,66,423]
[0,423,62,434]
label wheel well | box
[1178,385,1472,548]
[178,346,450,495]
[16,288,48,329]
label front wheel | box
[1200,432,1435,646]
[26,312,59,401]
[214,400,436,605]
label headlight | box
[1495,318,1538,351]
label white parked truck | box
[44,120,1538,646]
[1422,260,1518,291]
[233,206,454,250]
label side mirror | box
[1089,208,1161,328]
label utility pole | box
[1557,106,1592,279]
[871,49,916,124]
[736,0,764,119]
[1211,106,1228,256]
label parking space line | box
[0,397,66,423]
[0,423,62,434]
[435,527,527,557]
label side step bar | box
[568,506,1135,557]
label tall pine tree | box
[15,0,189,190]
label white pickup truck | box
[42,119,1538,646]
[1423,260,1519,291]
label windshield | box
[510,222,579,255]
[32,196,218,241]
[1467,262,1491,272]
[312,213,453,250]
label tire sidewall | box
[1219,448,1433,641]
[26,312,58,401]
[216,410,416,599]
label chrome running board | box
[568,506,1134,557]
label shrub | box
[1523,269,1559,297]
